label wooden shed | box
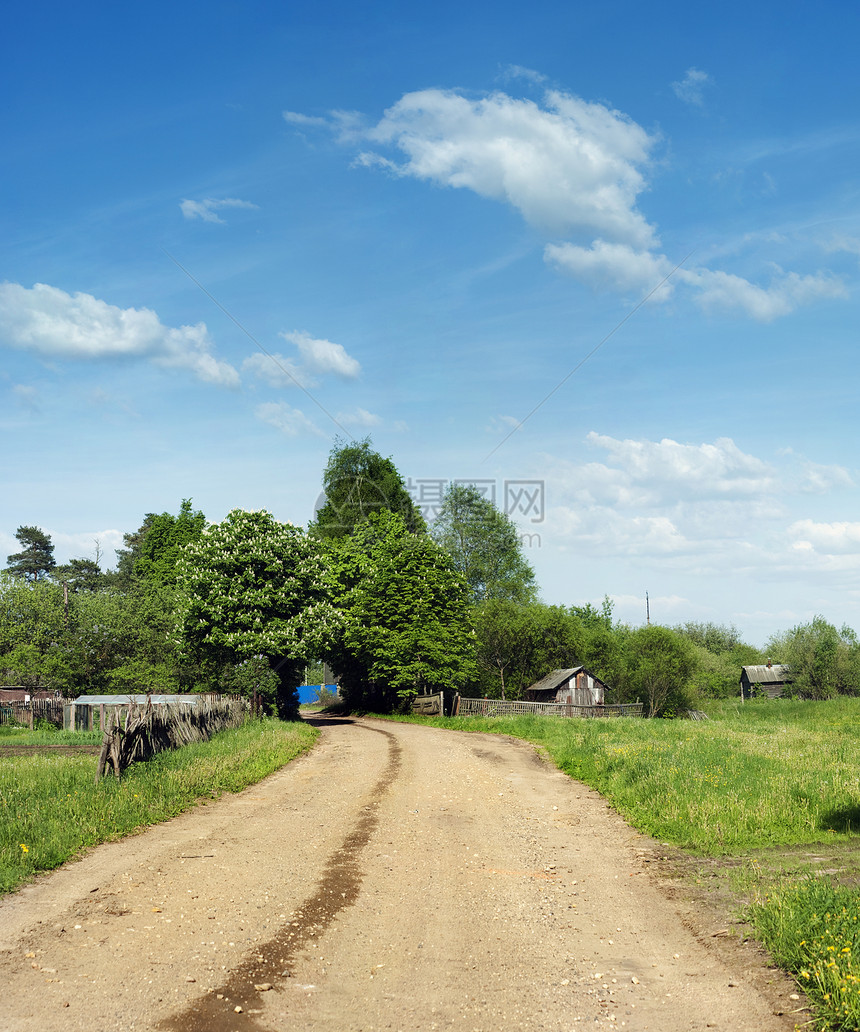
[525,667,609,706]
[740,663,793,699]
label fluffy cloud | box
[243,331,360,388]
[179,197,258,223]
[582,432,777,499]
[358,87,658,246]
[335,407,381,427]
[788,520,860,556]
[545,241,673,296]
[678,267,847,321]
[293,82,847,321]
[671,68,712,107]
[255,401,325,437]
[287,331,361,378]
[540,433,853,573]
[0,282,239,386]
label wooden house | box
[525,667,609,706]
[740,663,793,699]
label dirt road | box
[0,717,801,1031]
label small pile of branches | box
[96,695,248,780]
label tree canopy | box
[6,526,56,582]
[174,508,340,716]
[431,483,536,603]
[327,511,475,711]
[311,438,424,539]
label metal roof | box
[72,694,201,706]
[740,665,792,684]
[526,668,585,694]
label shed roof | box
[526,667,585,694]
[72,694,201,706]
[740,665,792,685]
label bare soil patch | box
[0,717,806,1031]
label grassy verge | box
[0,726,102,745]
[386,699,860,1030]
[0,717,317,895]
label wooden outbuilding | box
[740,663,793,699]
[525,667,609,706]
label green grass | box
[0,725,101,745]
[388,698,860,1031]
[0,718,317,895]
[396,698,860,854]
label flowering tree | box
[174,509,340,717]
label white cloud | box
[299,81,848,321]
[583,432,777,498]
[242,352,313,388]
[788,520,860,556]
[359,87,658,246]
[243,332,361,389]
[286,330,361,378]
[179,197,258,223]
[671,68,712,107]
[52,529,125,567]
[678,266,847,321]
[540,433,855,574]
[255,401,325,437]
[545,241,673,296]
[335,407,381,427]
[0,282,239,387]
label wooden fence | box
[96,695,248,780]
[0,698,65,729]
[456,696,644,719]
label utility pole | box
[645,591,650,626]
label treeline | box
[3,440,859,717]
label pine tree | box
[6,526,56,581]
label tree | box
[54,557,104,593]
[327,511,475,711]
[431,483,536,603]
[471,600,586,699]
[625,625,698,717]
[134,499,206,586]
[311,438,424,540]
[767,616,860,698]
[6,526,56,581]
[175,509,340,717]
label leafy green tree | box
[0,574,65,659]
[6,526,56,582]
[134,499,206,586]
[175,509,340,717]
[327,511,475,711]
[767,616,860,698]
[431,483,536,603]
[54,557,104,593]
[625,625,698,717]
[311,438,424,539]
[471,600,587,699]
[674,621,743,655]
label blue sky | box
[3,0,860,646]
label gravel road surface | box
[0,716,802,1031]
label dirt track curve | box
[0,716,802,1031]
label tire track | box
[156,722,402,1032]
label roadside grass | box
[389,698,860,1030]
[0,726,101,746]
[0,718,317,895]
